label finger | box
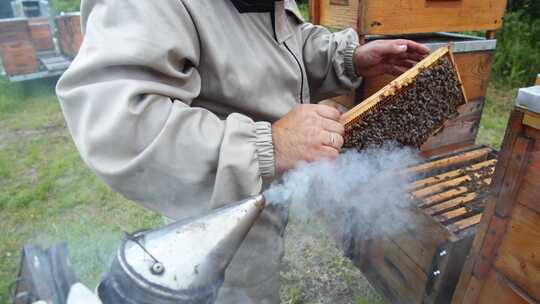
[315,105,341,121]
[319,131,344,151]
[333,133,345,150]
[376,41,409,56]
[322,118,345,136]
[395,39,430,55]
[317,145,340,160]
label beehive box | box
[452,86,540,304]
[342,45,467,150]
[309,0,507,35]
[341,145,498,304]
[0,18,39,76]
[28,18,54,51]
[55,13,82,58]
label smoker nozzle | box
[97,194,266,304]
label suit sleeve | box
[300,23,362,102]
[56,0,274,219]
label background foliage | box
[492,2,540,87]
[49,0,79,14]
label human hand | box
[353,39,430,77]
[272,104,345,173]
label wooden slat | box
[436,207,470,223]
[418,177,490,208]
[412,176,470,198]
[494,205,540,301]
[424,192,478,216]
[403,147,492,176]
[411,176,492,200]
[408,159,496,191]
[447,213,483,234]
[419,186,470,208]
[435,207,482,225]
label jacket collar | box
[229,0,278,13]
[229,0,302,44]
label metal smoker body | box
[97,194,266,304]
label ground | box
[0,80,515,303]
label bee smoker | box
[11,194,266,304]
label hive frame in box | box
[340,45,468,145]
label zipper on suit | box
[283,41,305,104]
[271,10,305,104]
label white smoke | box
[264,143,421,253]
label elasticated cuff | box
[343,43,360,79]
[254,121,275,179]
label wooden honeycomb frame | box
[340,45,468,133]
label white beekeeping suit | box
[56,0,361,302]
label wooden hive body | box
[55,13,82,58]
[338,145,498,304]
[452,86,540,304]
[341,45,467,150]
[28,18,54,51]
[309,0,507,35]
[0,18,39,76]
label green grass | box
[0,78,162,303]
[476,85,518,149]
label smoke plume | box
[263,143,421,252]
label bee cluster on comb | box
[342,47,467,151]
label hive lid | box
[516,86,540,114]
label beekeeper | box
[56,0,429,303]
